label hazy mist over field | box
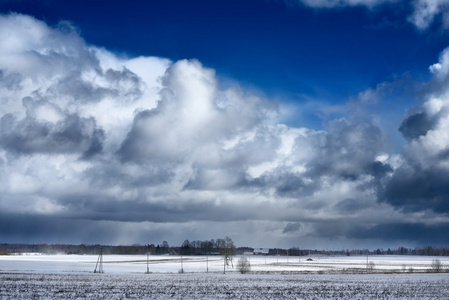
[1,0,449,249]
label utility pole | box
[181,255,184,273]
[94,248,104,273]
[366,252,369,270]
[146,252,150,274]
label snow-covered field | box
[2,253,448,274]
[1,254,449,299]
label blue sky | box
[1,0,449,249]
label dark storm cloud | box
[335,198,369,213]
[348,222,449,246]
[399,110,440,141]
[0,212,145,245]
[380,47,449,214]
[250,168,318,198]
[308,220,355,239]
[117,109,162,162]
[272,172,313,197]
[302,218,449,246]
[308,119,386,180]
[183,165,249,191]
[44,189,278,224]
[57,195,217,223]
[282,222,302,234]
[382,164,449,213]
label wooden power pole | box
[94,248,104,273]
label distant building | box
[253,248,269,255]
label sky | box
[1,0,449,250]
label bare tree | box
[218,236,235,274]
[181,239,191,255]
[161,241,169,254]
[431,259,443,272]
[237,256,251,274]
[368,261,375,272]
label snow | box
[2,253,447,274]
[1,254,449,298]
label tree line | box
[0,237,236,256]
[1,242,449,257]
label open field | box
[2,272,449,299]
[1,254,449,298]
[2,253,449,274]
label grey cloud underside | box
[335,198,370,213]
[2,211,447,246]
[348,222,449,245]
[300,219,449,246]
[309,119,388,179]
[0,213,148,245]
[59,197,247,223]
[282,222,302,234]
[381,140,449,214]
[0,113,104,157]
[382,164,449,213]
[399,110,441,141]
[51,68,143,103]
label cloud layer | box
[0,12,449,248]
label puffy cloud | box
[118,59,277,164]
